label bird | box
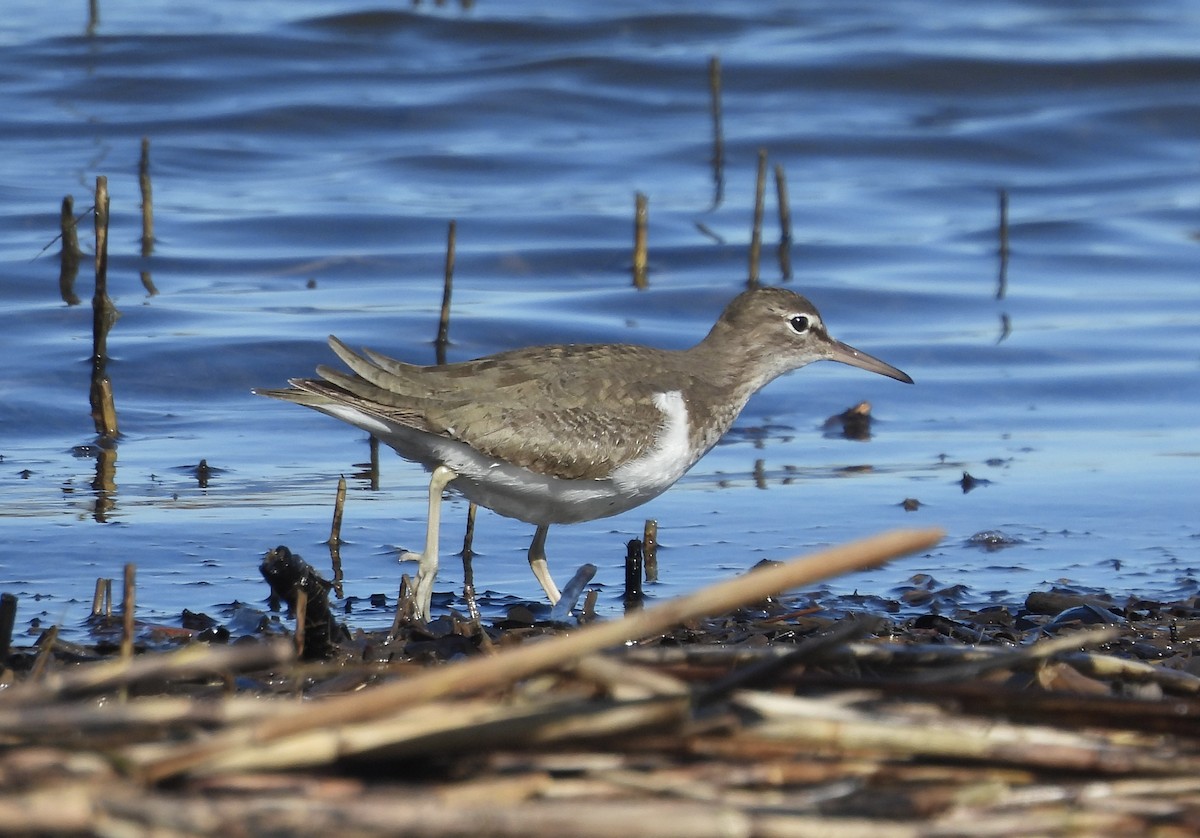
[255,286,912,620]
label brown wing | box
[261,338,686,480]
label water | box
[2,1,1198,640]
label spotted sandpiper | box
[256,287,912,620]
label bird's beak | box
[827,339,913,384]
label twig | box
[136,527,943,781]
[632,192,648,289]
[435,220,455,365]
[121,563,136,662]
[707,56,724,210]
[774,163,792,280]
[328,476,347,598]
[139,137,155,258]
[0,642,294,707]
[642,519,658,583]
[747,149,767,289]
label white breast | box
[610,390,695,496]
[313,392,699,526]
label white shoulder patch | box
[611,390,694,495]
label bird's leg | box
[409,465,458,622]
[528,523,561,604]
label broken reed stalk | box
[121,563,135,661]
[92,177,110,361]
[435,220,455,365]
[90,577,110,617]
[0,642,294,706]
[87,0,99,36]
[0,593,16,661]
[293,589,308,659]
[642,519,658,583]
[632,192,648,289]
[774,163,793,280]
[138,527,943,781]
[139,137,154,257]
[368,434,380,491]
[329,476,347,549]
[461,503,480,622]
[27,626,58,683]
[58,195,81,305]
[329,476,347,597]
[747,148,768,289]
[623,540,644,610]
[90,176,119,440]
[707,55,724,210]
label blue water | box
[2,1,1198,640]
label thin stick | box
[138,527,943,781]
[707,56,724,210]
[435,220,455,365]
[120,563,135,662]
[623,540,644,610]
[293,589,308,659]
[0,593,16,661]
[87,0,99,36]
[642,519,658,583]
[58,195,81,305]
[461,503,479,622]
[92,177,110,362]
[139,137,154,257]
[632,192,648,289]
[27,626,58,683]
[92,379,118,441]
[329,476,347,598]
[774,163,793,281]
[90,177,118,440]
[90,578,107,617]
[747,149,767,289]
[0,642,294,706]
[368,435,380,491]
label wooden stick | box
[623,540,643,610]
[90,176,119,440]
[747,148,767,289]
[293,589,308,659]
[707,56,724,210]
[642,519,658,583]
[435,220,455,365]
[137,527,942,781]
[27,626,57,682]
[773,163,792,281]
[0,642,294,706]
[368,435,380,491]
[92,176,110,363]
[139,137,154,257]
[120,563,136,662]
[461,503,479,622]
[0,593,16,661]
[632,192,648,289]
[58,195,81,305]
[328,476,347,598]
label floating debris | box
[823,400,875,440]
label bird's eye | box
[789,315,811,333]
